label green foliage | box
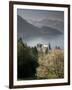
[17,38,38,80]
[17,38,64,80]
[47,61,64,79]
[36,49,64,79]
[31,46,38,58]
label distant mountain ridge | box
[17,15,64,49]
[17,15,63,39]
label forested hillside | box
[17,38,64,80]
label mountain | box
[37,19,64,33]
[28,18,64,33]
[42,19,64,33]
[40,26,62,35]
[17,15,63,39]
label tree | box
[17,38,39,79]
[49,43,51,50]
[32,46,38,57]
[55,46,61,49]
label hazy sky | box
[17,9,64,49]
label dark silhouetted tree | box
[49,43,51,50]
[17,38,39,79]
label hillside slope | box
[36,49,64,79]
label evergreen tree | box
[17,38,39,79]
[49,43,51,50]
